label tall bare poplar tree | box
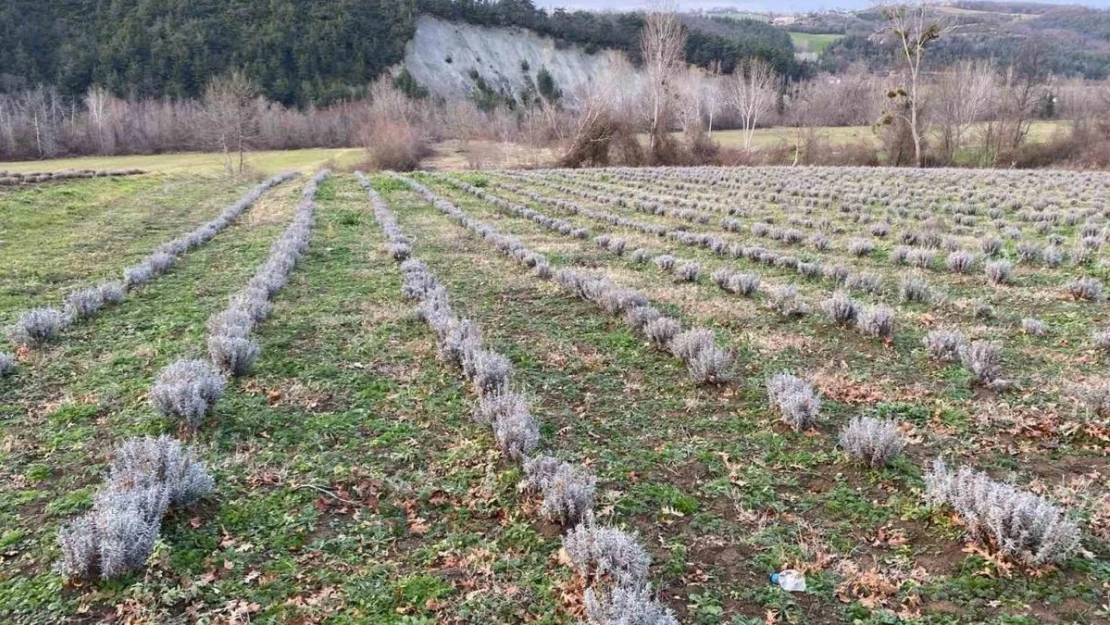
[879,1,951,167]
[728,57,778,150]
[202,71,259,175]
[640,1,686,163]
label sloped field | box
[1,167,1107,624]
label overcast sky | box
[534,0,1108,10]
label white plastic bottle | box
[770,569,806,592]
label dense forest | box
[0,0,801,108]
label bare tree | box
[640,0,687,162]
[703,60,722,139]
[879,1,952,167]
[727,57,777,150]
[202,71,259,175]
[934,60,995,164]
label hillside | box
[0,0,798,107]
[807,2,1110,78]
[402,15,629,106]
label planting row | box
[406,174,1088,576]
[55,170,330,581]
[364,173,679,624]
[2,172,297,376]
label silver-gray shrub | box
[0,352,14,377]
[150,360,226,431]
[57,485,167,580]
[207,335,260,377]
[98,282,125,304]
[583,586,678,625]
[439,317,482,366]
[1066,277,1104,302]
[839,416,903,467]
[924,459,1081,566]
[643,317,681,349]
[923,329,966,361]
[624,305,662,332]
[526,458,596,526]
[6,307,67,347]
[848,239,873,257]
[468,348,512,397]
[847,273,882,294]
[64,287,107,319]
[669,328,732,384]
[654,255,675,272]
[766,373,821,431]
[728,273,760,296]
[857,305,894,338]
[1022,318,1047,336]
[674,261,700,283]
[563,522,651,588]
[985,260,1012,285]
[492,398,540,462]
[108,436,214,507]
[946,251,977,273]
[981,237,1002,256]
[1017,241,1043,264]
[899,275,932,303]
[631,248,652,264]
[474,390,527,425]
[711,268,734,290]
[959,340,1004,388]
[820,291,858,325]
[766,284,808,318]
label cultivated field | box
[1,165,1108,624]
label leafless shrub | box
[924,459,1081,566]
[766,373,821,431]
[839,416,903,467]
[722,273,756,296]
[468,348,512,397]
[981,237,1002,256]
[670,328,732,384]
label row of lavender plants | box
[521,170,1107,287]
[421,173,1084,569]
[401,175,733,386]
[362,173,679,623]
[442,176,1034,391]
[594,167,1108,268]
[55,170,330,581]
[1,172,297,379]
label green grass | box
[0,148,365,176]
[787,32,845,55]
[0,168,1106,624]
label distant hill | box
[0,0,800,107]
[798,2,1110,79]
